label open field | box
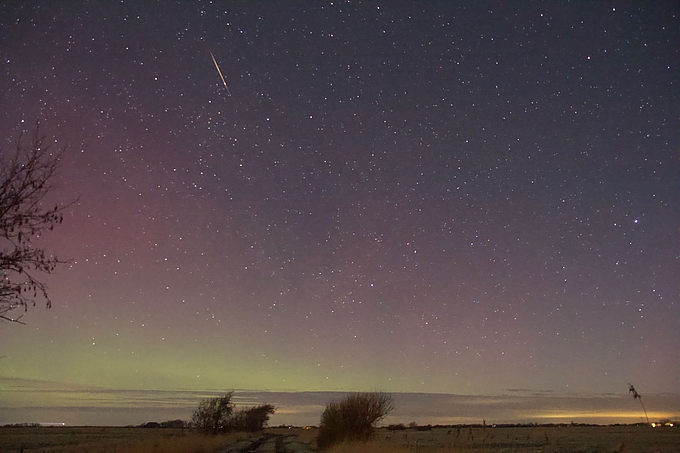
[1,425,679,453]
[346,425,680,453]
[0,426,248,453]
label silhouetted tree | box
[160,419,188,428]
[231,404,276,432]
[191,393,275,434]
[0,126,68,324]
[317,392,394,450]
[191,392,235,434]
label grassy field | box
[0,426,248,453]
[1,425,678,452]
[333,425,680,453]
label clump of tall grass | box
[628,383,650,425]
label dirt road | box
[220,433,316,453]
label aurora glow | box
[1,1,678,426]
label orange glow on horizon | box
[534,411,676,421]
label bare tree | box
[0,126,68,324]
[191,393,276,434]
[231,403,276,432]
[191,393,235,434]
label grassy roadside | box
[2,425,678,453]
[0,427,248,453]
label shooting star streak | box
[210,51,232,96]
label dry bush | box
[191,393,275,434]
[317,392,393,451]
[230,404,276,432]
[191,392,235,434]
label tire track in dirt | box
[220,433,316,453]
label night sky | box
[1,2,679,425]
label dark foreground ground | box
[0,426,317,453]
[221,432,316,452]
[1,425,679,452]
[380,425,680,452]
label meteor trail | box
[210,51,232,96]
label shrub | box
[191,393,275,434]
[316,392,393,451]
[161,419,188,428]
[230,404,276,432]
[191,393,234,434]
